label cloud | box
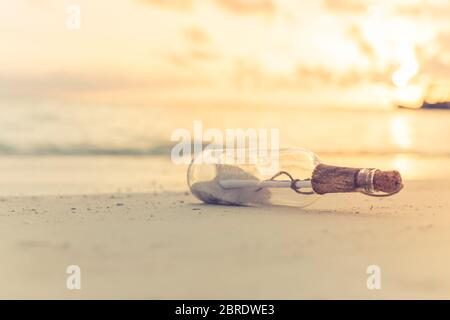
[296,65,391,88]
[166,49,220,67]
[214,0,276,16]
[138,0,195,11]
[165,26,218,67]
[421,59,450,79]
[0,70,213,103]
[296,66,334,84]
[139,0,277,16]
[347,25,375,59]
[437,32,450,49]
[183,27,211,45]
[395,2,450,19]
[230,58,393,91]
[420,34,450,78]
[323,0,368,14]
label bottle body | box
[187,148,321,207]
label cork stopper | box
[373,170,403,194]
[311,164,403,196]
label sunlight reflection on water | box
[390,115,412,150]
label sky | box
[1,0,449,109]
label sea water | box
[0,102,449,195]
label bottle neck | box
[356,168,378,194]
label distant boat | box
[398,101,450,110]
[421,101,450,110]
[397,83,450,110]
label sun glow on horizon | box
[392,43,420,87]
[390,115,412,150]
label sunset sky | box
[1,0,449,109]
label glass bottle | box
[187,148,402,207]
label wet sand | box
[1,178,449,299]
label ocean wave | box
[0,143,170,156]
[0,141,449,158]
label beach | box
[1,155,449,299]
[2,0,450,302]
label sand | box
[1,175,450,299]
[190,164,272,205]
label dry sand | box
[1,178,449,299]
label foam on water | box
[1,103,450,157]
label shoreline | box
[1,154,450,197]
